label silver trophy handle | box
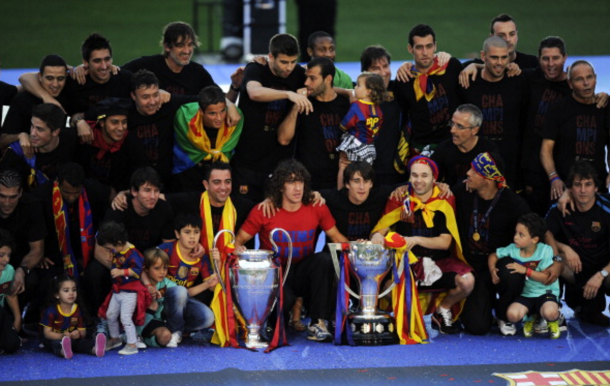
[212,229,236,293]
[269,228,292,286]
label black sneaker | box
[431,310,459,334]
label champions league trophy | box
[214,228,292,349]
[328,242,399,345]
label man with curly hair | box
[235,159,347,342]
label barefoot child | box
[488,213,561,339]
[336,72,387,188]
[40,275,106,358]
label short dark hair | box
[161,21,200,56]
[483,36,507,54]
[566,161,599,188]
[0,170,22,190]
[0,229,15,252]
[131,69,159,92]
[356,72,387,104]
[344,161,375,187]
[307,57,336,85]
[455,104,483,127]
[81,33,112,62]
[31,103,66,132]
[307,31,333,49]
[130,167,163,192]
[517,212,547,240]
[57,162,85,188]
[360,45,391,72]
[490,13,515,34]
[269,33,300,58]
[538,36,566,57]
[267,159,313,207]
[204,161,232,182]
[198,86,226,112]
[96,221,129,247]
[174,212,202,232]
[408,24,436,47]
[39,54,67,74]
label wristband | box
[550,176,560,183]
[230,84,240,92]
[525,268,532,277]
[548,172,557,178]
[124,269,130,277]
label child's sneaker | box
[118,344,138,355]
[523,318,534,338]
[166,331,182,348]
[136,335,147,349]
[533,315,548,334]
[557,312,568,332]
[61,336,73,359]
[94,333,106,357]
[106,337,122,351]
[548,321,561,339]
[497,319,516,336]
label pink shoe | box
[61,336,73,359]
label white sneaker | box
[498,319,516,336]
[136,335,147,349]
[533,316,548,334]
[166,331,182,348]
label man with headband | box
[371,156,474,335]
[455,152,562,336]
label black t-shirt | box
[166,191,255,234]
[394,57,463,147]
[2,91,68,135]
[431,136,499,187]
[0,193,47,266]
[453,182,530,272]
[541,96,609,182]
[233,62,306,174]
[1,129,78,189]
[546,199,610,270]
[373,81,405,186]
[458,70,529,188]
[521,68,571,172]
[63,70,133,115]
[122,55,217,96]
[127,94,198,184]
[75,133,149,192]
[104,198,175,252]
[295,94,350,190]
[395,208,450,261]
[321,185,393,241]
[0,81,18,106]
[32,179,110,266]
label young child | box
[336,72,387,188]
[40,275,106,358]
[157,213,219,346]
[488,213,561,339]
[97,221,146,355]
[0,230,21,354]
[138,248,178,348]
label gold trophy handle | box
[212,229,235,293]
[269,228,292,286]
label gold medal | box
[472,232,480,241]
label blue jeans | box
[164,286,214,333]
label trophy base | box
[245,340,269,349]
[349,314,398,346]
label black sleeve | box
[0,81,18,106]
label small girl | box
[336,72,387,188]
[97,221,146,355]
[0,230,21,354]
[40,275,106,358]
[138,248,178,348]
[488,213,561,339]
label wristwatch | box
[600,269,609,278]
[552,255,563,263]
[19,265,30,275]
